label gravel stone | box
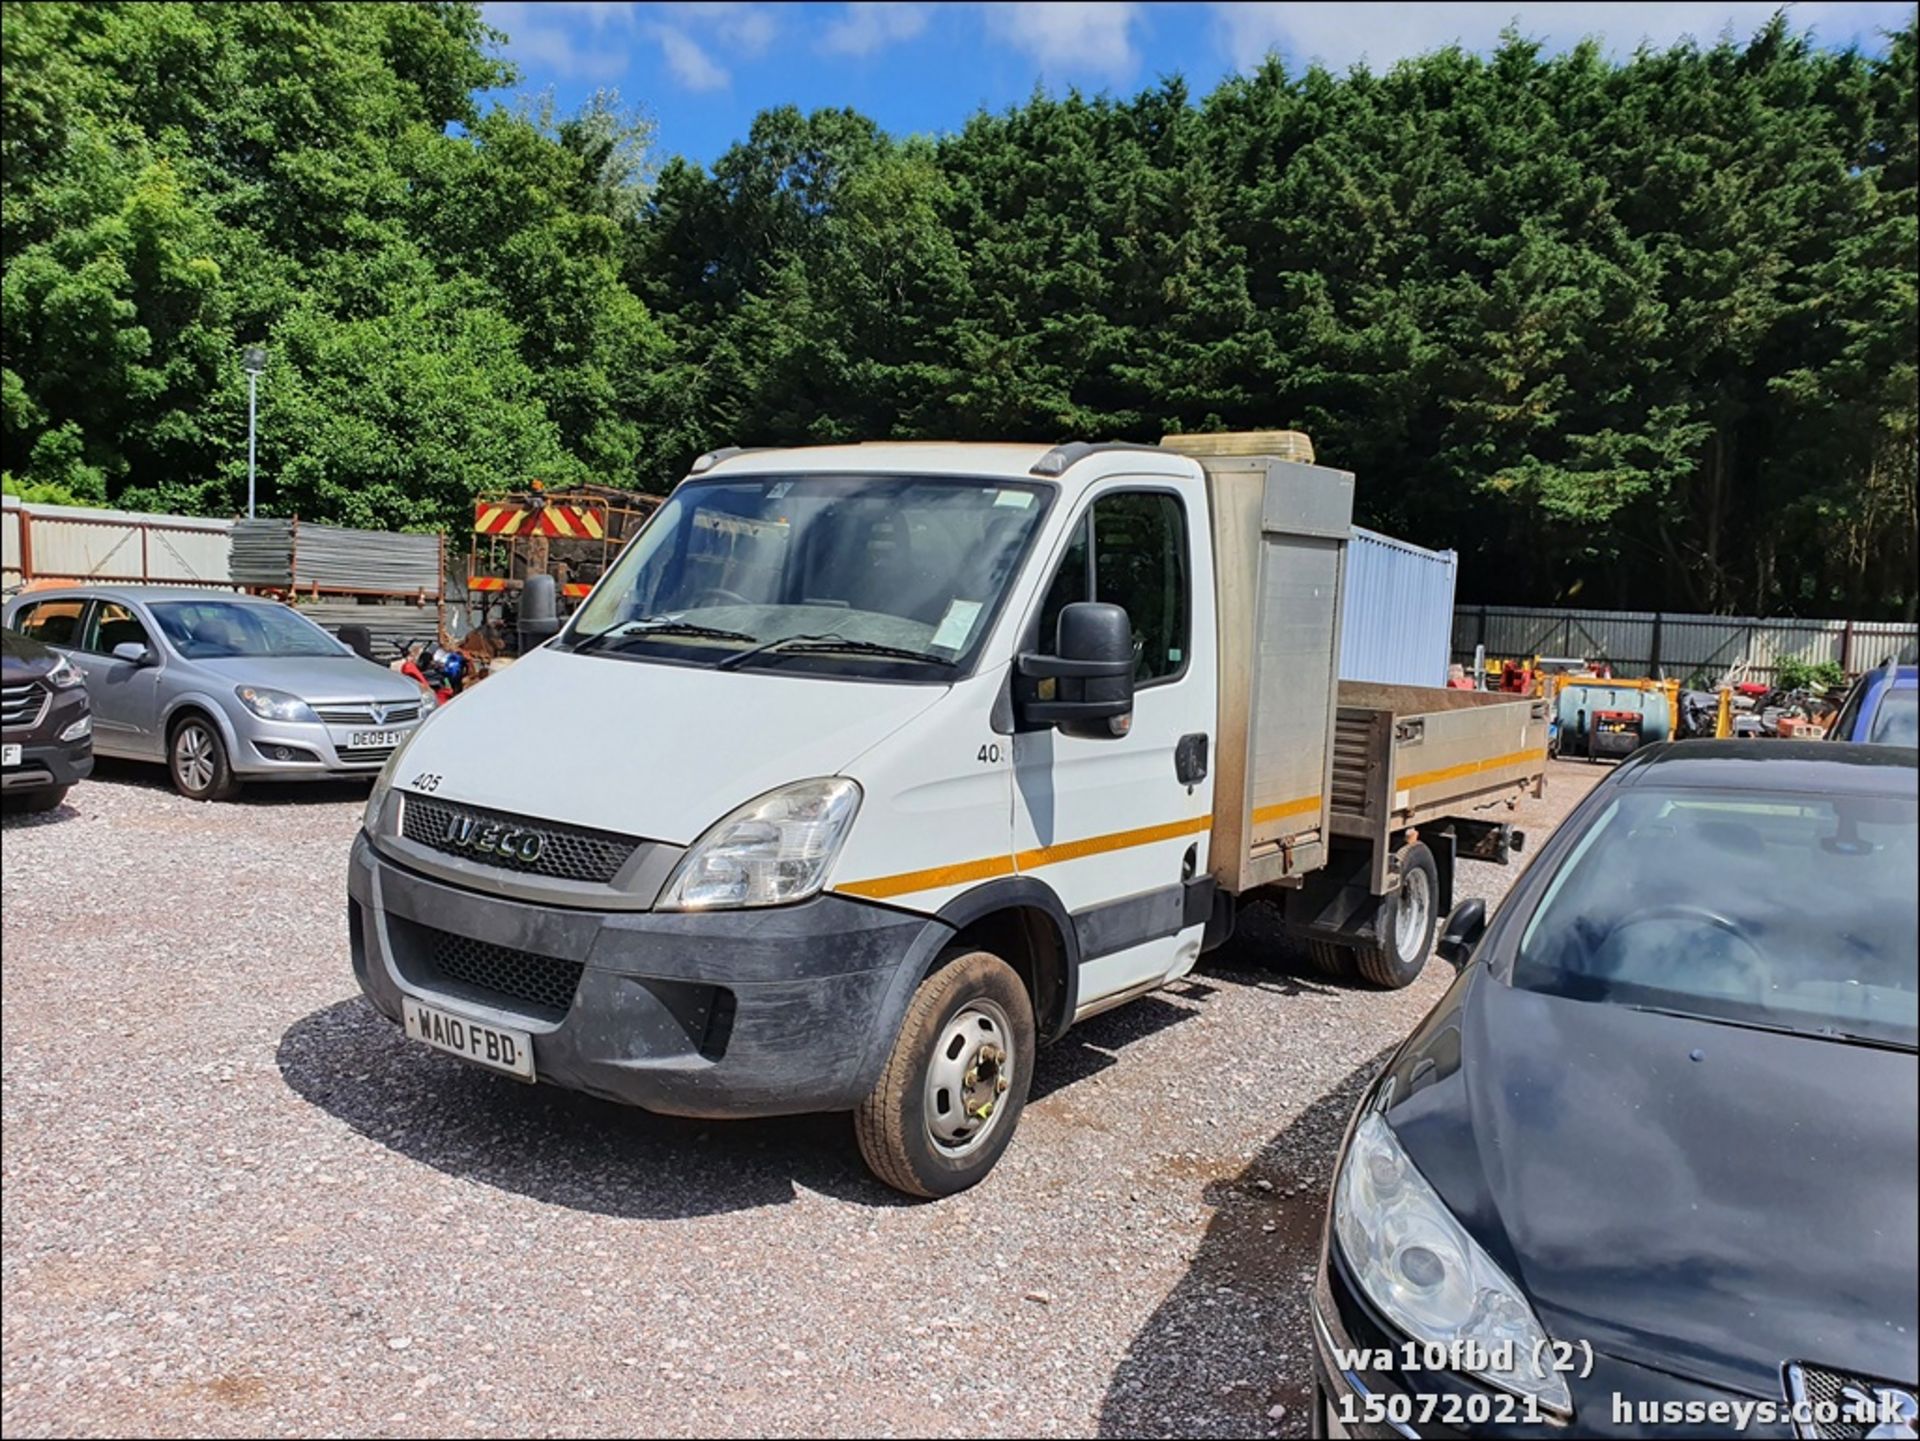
[2,757,1604,1438]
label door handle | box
[1175,732,1209,785]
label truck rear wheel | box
[1304,941,1355,979]
[854,949,1035,1199]
[1352,842,1439,989]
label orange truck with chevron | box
[466,482,660,653]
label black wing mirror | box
[1016,601,1136,738]
[1436,898,1488,968]
[111,641,154,667]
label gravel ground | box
[2,757,1605,1439]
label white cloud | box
[819,2,933,56]
[649,23,732,89]
[982,1,1144,81]
[482,2,637,81]
[483,1,781,91]
[667,2,779,56]
[1210,1,1918,73]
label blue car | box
[1830,659,1918,748]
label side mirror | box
[1436,898,1488,969]
[518,616,561,645]
[111,641,154,666]
[1016,601,1136,738]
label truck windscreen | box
[564,474,1052,680]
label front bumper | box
[348,833,951,1117]
[1310,1247,1796,1439]
[229,711,425,778]
[2,703,94,793]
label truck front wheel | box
[1352,842,1440,989]
[854,949,1035,1199]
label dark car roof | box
[1617,739,1917,795]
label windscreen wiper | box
[572,617,756,656]
[716,632,957,672]
[1625,1003,1913,1050]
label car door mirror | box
[1436,898,1488,968]
[111,641,154,667]
[1016,601,1136,738]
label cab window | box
[1036,491,1189,683]
[84,601,153,657]
[10,598,87,647]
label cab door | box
[1009,479,1217,1016]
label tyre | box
[168,715,241,801]
[854,949,1035,1199]
[1352,842,1440,989]
[12,784,69,813]
[1304,940,1355,979]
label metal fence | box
[1453,605,1918,684]
[1341,528,1458,687]
[3,498,233,589]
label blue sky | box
[478,2,1918,166]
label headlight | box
[417,689,437,712]
[45,655,84,690]
[1334,1112,1572,1415]
[657,777,861,911]
[235,685,316,723]
[363,724,426,834]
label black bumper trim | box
[349,833,952,1118]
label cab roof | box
[696,440,1200,484]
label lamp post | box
[243,346,267,518]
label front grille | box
[315,701,422,726]
[2,682,48,730]
[1786,1363,1918,1439]
[337,744,397,765]
[400,795,639,883]
[417,925,584,1020]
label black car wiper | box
[1626,1004,1916,1050]
[717,632,957,672]
[572,618,757,656]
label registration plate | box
[348,727,407,751]
[402,998,534,1081]
[1,744,19,767]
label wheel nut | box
[996,1077,1008,1094]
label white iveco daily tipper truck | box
[350,434,1547,1196]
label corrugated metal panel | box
[1452,605,1920,682]
[2,498,232,586]
[231,518,441,596]
[293,599,446,663]
[1339,527,1458,686]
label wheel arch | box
[163,692,241,753]
[932,878,1080,1044]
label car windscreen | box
[564,474,1052,679]
[1512,784,1918,1049]
[1869,688,1918,747]
[149,601,345,659]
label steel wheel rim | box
[1394,866,1432,963]
[175,725,215,792]
[923,997,1016,1157]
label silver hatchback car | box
[0,586,433,801]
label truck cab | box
[350,437,1543,1195]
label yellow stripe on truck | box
[837,815,1212,902]
[1251,792,1321,826]
[1398,747,1545,793]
